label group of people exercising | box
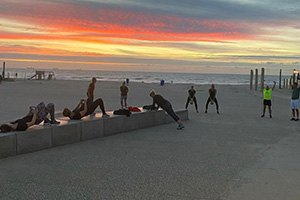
[185,84,220,114]
[0,78,190,132]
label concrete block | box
[0,133,16,159]
[103,114,139,136]
[81,119,104,141]
[153,110,167,126]
[123,113,139,132]
[138,111,155,129]
[52,122,81,146]
[17,126,52,154]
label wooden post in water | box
[279,69,282,89]
[260,68,265,92]
[2,62,5,78]
[255,69,258,91]
[250,70,253,90]
[283,78,285,89]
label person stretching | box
[150,90,184,130]
[0,102,60,133]
[120,81,129,108]
[185,85,198,112]
[290,82,300,121]
[63,98,109,120]
[205,84,219,114]
[261,81,276,118]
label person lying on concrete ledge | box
[63,98,110,120]
[149,90,184,130]
[0,102,60,133]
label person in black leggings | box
[185,85,198,112]
[150,90,184,130]
[205,84,219,114]
[63,97,110,120]
[0,102,60,133]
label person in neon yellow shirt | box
[261,81,276,118]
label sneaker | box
[270,115,272,118]
[290,118,296,121]
[177,124,185,130]
[102,113,110,118]
[205,110,207,114]
[296,118,299,121]
[217,111,220,114]
[261,114,265,118]
[196,110,199,113]
[50,120,60,125]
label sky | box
[0,0,299,74]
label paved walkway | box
[0,85,300,199]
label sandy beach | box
[0,79,300,199]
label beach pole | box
[260,68,265,92]
[279,69,282,89]
[250,70,253,90]
[2,62,5,79]
[255,69,258,91]
[283,79,285,89]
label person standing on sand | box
[120,81,129,109]
[290,82,300,121]
[205,84,219,114]
[87,77,97,99]
[185,86,198,113]
[149,90,184,130]
[261,81,276,118]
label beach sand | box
[0,79,300,199]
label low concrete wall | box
[0,109,188,159]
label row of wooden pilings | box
[250,68,265,92]
[250,68,298,91]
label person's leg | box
[163,102,181,125]
[120,96,124,108]
[185,97,190,109]
[124,96,127,108]
[193,97,198,111]
[297,109,299,118]
[214,98,219,113]
[88,98,107,115]
[45,103,56,122]
[35,102,51,124]
[292,109,295,117]
[268,106,272,117]
[262,105,266,116]
[35,102,47,124]
[205,98,210,112]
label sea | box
[4,68,289,86]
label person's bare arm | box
[74,99,84,111]
[272,81,276,90]
[26,109,38,127]
[79,100,87,117]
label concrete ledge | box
[103,114,139,136]
[138,111,155,129]
[16,126,52,154]
[0,109,188,159]
[52,122,81,146]
[81,118,104,141]
[0,133,16,159]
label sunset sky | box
[0,0,299,74]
